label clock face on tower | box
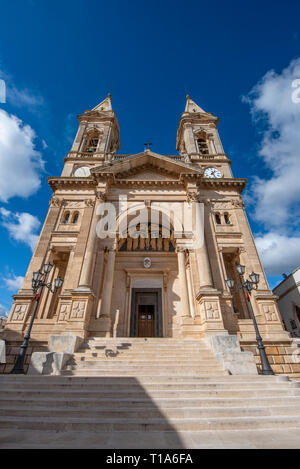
[204,167,222,178]
[74,166,91,177]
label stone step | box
[64,368,226,375]
[75,352,215,358]
[2,395,300,409]
[83,348,211,352]
[86,338,207,342]
[0,387,297,399]
[66,362,223,369]
[1,404,300,419]
[71,359,221,366]
[61,370,224,376]
[1,414,300,432]
[0,381,291,391]
[0,375,285,383]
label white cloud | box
[0,207,40,251]
[0,109,44,202]
[244,58,300,276]
[7,85,44,108]
[255,232,300,275]
[244,57,300,228]
[3,274,24,291]
[0,68,44,109]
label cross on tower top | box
[144,142,152,151]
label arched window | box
[84,131,99,153]
[72,212,79,224]
[62,212,70,224]
[215,213,221,225]
[118,223,175,252]
[197,138,209,155]
[224,213,231,225]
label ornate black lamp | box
[225,264,274,375]
[11,263,63,374]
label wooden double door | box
[130,289,163,337]
[138,305,155,337]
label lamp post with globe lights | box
[11,262,63,374]
[225,264,274,375]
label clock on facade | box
[204,167,222,178]
[73,166,91,177]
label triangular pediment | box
[92,93,112,112]
[91,151,202,181]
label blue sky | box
[0,0,300,316]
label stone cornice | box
[48,177,98,191]
[198,178,247,192]
[112,179,185,187]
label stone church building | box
[2,94,300,376]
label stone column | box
[99,248,116,320]
[194,201,213,289]
[177,248,191,318]
[184,125,198,155]
[186,262,195,319]
[77,196,104,290]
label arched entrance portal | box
[116,207,179,338]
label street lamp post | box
[11,262,63,374]
[225,264,274,375]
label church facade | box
[3,94,298,374]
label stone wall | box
[241,340,300,378]
[0,340,47,374]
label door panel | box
[138,305,155,337]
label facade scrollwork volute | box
[49,197,64,208]
[84,199,95,207]
[186,191,201,204]
[96,191,107,202]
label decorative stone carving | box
[261,303,278,321]
[186,191,204,204]
[231,199,245,209]
[70,301,86,319]
[205,301,220,320]
[64,201,84,209]
[212,201,233,210]
[84,199,95,207]
[96,192,106,202]
[12,304,28,321]
[49,197,64,207]
[58,304,71,321]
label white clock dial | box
[204,167,222,178]
[74,166,91,177]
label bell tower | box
[62,94,120,177]
[176,95,225,163]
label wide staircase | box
[1,338,300,448]
[63,337,227,376]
